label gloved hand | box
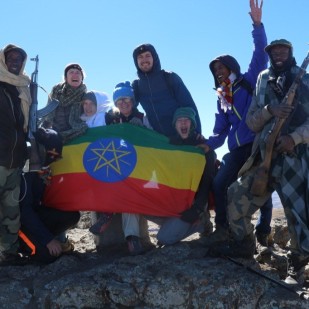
[180,208,201,223]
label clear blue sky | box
[2,0,308,159]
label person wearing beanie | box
[80,91,111,128]
[201,0,273,250]
[105,81,152,128]
[210,37,309,283]
[141,107,218,246]
[89,81,151,256]
[42,63,88,144]
[0,43,31,265]
[131,43,201,137]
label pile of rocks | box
[0,210,309,308]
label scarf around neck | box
[216,72,236,113]
[52,82,87,107]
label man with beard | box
[132,43,201,137]
[0,44,31,265]
[210,39,309,285]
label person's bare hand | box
[46,239,63,257]
[196,143,210,153]
[275,135,295,154]
[268,104,294,119]
[249,0,263,26]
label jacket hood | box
[209,55,241,87]
[133,43,161,75]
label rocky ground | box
[1,209,309,308]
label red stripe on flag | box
[43,173,195,217]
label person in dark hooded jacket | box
[201,0,273,248]
[132,43,201,137]
[0,44,31,265]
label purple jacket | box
[207,24,268,151]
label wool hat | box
[64,63,84,79]
[4,44,27,61]
[172,107,197,129]
[82,91,97,105]
[113,81,135,105]
[265,39,293,53]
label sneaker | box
[284,251,309,285]
[89,213,113,235]
[209,233,256,259]
[126,236,144,256]
[199,224,229,247]
[0,252,30,266]
[61,238,75,253]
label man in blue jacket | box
[201,0,273,248]
[132,43,201,137]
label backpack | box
[235,77,254,95]
[132,70,176,103]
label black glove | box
[180,208,201,223]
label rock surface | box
[1,209,309,309]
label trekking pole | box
[224,255,307,299]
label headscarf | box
[0,44,31,131]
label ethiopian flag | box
[43,124,205,217]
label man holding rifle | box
[210,39,309,284]
[0,44,31,265]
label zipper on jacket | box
[145,73,165,135]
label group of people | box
[1,0,309,285]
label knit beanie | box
[64,63,84,80]
[82,91,97,105]
[172,107,197,129]
[113,81,135,106]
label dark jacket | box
[132,44,201,137]
[207,24,268,151]
[0,82,27,168]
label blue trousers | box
[212,143,273,234]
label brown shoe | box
[61,238,74,253]
[199,224,229,247]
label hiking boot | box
[199,224,229,247]
[199,210,213,237]
[126,235,144,256]
[89,212,113,235]
[284,251,309,285]
[0,252,30,266]
[255,232,269,247]
[209,233,256,259]
[61,238,75,253]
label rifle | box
[28,56,60,171]
[28,55,42,171]
[250,51,309,196]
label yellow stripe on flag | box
[51,142,205,190]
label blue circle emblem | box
[83,138,137,183]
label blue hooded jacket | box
[207,24,268,151]
[132,44,201,137]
